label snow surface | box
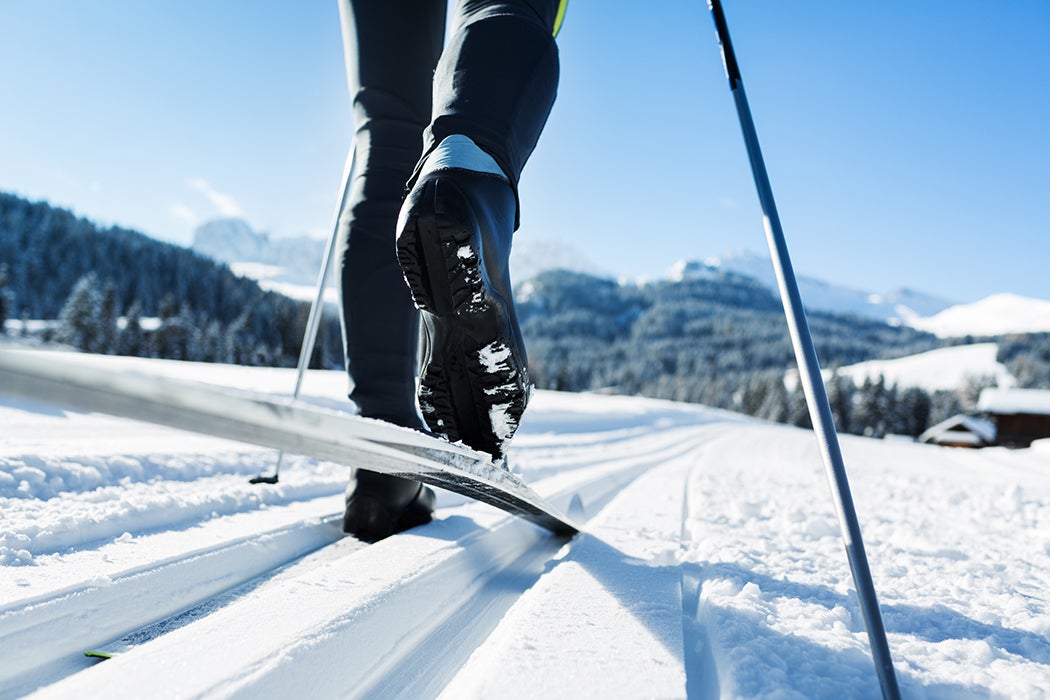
[834,342,1016,393]
[978,388,1050,416]
[2,353,1050,698]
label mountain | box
[192,220,607,300]
[197,221,1047,343]
[191,218,326,295]
[516,268,942,415]
[669,251,956,325]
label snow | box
[834,342,1016,392]
[978,387,1050,416]
[2,352,1050,698]
[476,340,512,374]
[909,293,1050,338]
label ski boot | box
[343,468,436,542]
[396,157,531,459]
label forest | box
[0,192,344,369]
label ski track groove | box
[0,509,346,698]
[20,427,715,699]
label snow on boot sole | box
[396,175,530,459]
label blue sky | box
[1,1,1047,303]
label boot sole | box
[396,177,529,458]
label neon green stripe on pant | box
[553,0,568,36]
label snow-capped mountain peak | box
[190,218,328,301]
[192,218,269,263]
[668,251,958,327]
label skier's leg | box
[336,0,446,540]
[337,0,446,426]
[396,0,563,457]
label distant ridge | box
[189,219,1050,340]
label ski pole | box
[250,142,357,485]
[705,2,901,697]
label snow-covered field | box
[2,353,1049,699]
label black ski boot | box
[343,468,436,542]
[396,168,531,459]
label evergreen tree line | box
[517,269,970,438]
[997,333,1050,388]
[0,192,342,368]
[732,370,968,438]
[0,263,11,332]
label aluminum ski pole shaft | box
[706,2,900,697]
[250,143,357,485]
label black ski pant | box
[336,0,562,424]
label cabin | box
[977,388,1050,448]
[918,415,997,449]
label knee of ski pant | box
[351,87,430,177]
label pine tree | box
[961,374,998,411]
[118,301,146,357]
[826,371,855,434]
[929,390,963,427]
[786,385,812,428]
[757,375,789,423]
[0,263,10,335]
[98,282,119,354]
[898,386,932,437]
[56,273,104,352]
[853,376,886,438]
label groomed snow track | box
[5,423,717,699]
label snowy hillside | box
[909,293,1050,338]
[836,343,1016,392]
[2,352,1049,698]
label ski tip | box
[84,650,113,661]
